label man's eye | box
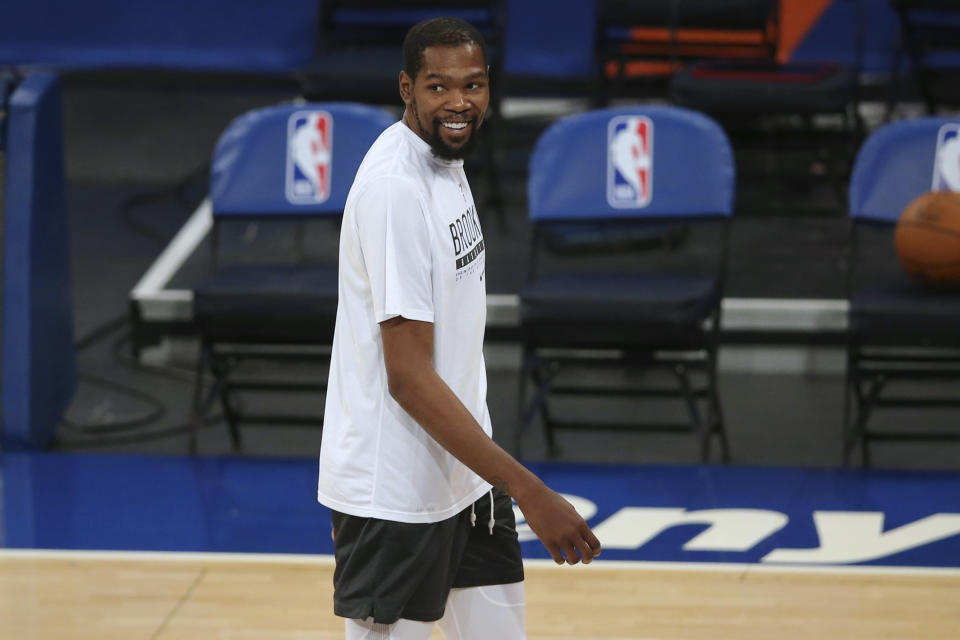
[428,85,444,92]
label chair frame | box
[190,214,335,453]
[516,216,732,464]
[890,0,960,115]
[843,218,960,467]
[595,0,779,101]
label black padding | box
[599,0,775,27]
[850,282,960,343]
[670,60,855,114]
[298,48,401,102]
[520,271,720,348]
[194,264,338,343]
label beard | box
[413,105,482,161]
[426,118,479,160]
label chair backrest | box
[528,105,734,222]
[891,1,960,110]
[317,1,503,61]
[893,0,960,64]
[849,116,960,223]
[596,0,778,80]
[210,102,396,218]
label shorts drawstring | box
[487,489,495,535]
[470,489,496,535]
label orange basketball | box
[894,190,960,288]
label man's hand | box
[516,482,601,565]
[379,316,601,565]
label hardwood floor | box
[2,551,959,639]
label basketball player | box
[316,16,601,640]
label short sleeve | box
[354,177,434,324]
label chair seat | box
[850,281,960,343]
[671,60,856,115]
[194,264,338,343]
[520,272,721,348]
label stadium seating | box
[890,0,960,113]
[844,116,960,466]
[516,105,734,463]
[190,102,395,453]
[300,0,503,105]
[668,1,862,215]
[595,0,778,99]
[297,1,506,222]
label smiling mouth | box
[441,121,471,131]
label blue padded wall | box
[0,1,317,71]
[1,73,75,451]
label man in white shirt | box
[317,17,601,640]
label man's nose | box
[446,90,469,110]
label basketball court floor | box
[2,453,960,638]
[2,82,960,638]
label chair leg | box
[860,379,881,469]
[675,364,709,463]
[849,373,885,468]
[706,351,730,463]
[209,355,243,452]
[218,385,243,452]
[192,342,226,455]
[517,351,559,457]
[531,360,561,457]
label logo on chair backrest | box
[287,111,333,204]
[933,123,960,192]
[607,115,653,208]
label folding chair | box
[190,102,395,453]
[890,0,960,114]
[595,0,778,101]
[844,116,960,466]
[516,106,734,463]
[666,1,863,215]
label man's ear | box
[399,70,413,105]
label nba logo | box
[932,123,960,192]
[607,115,653,208]
[286,111,333,204]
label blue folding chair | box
[845,116,960,466]
[191,102,395,453]
[517,106,734,463]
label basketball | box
[894,190,960,288]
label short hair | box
[402,17,488,80]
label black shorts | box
[331,487,524,624]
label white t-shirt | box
[317,121,492,523]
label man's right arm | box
[380,315,602,565]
